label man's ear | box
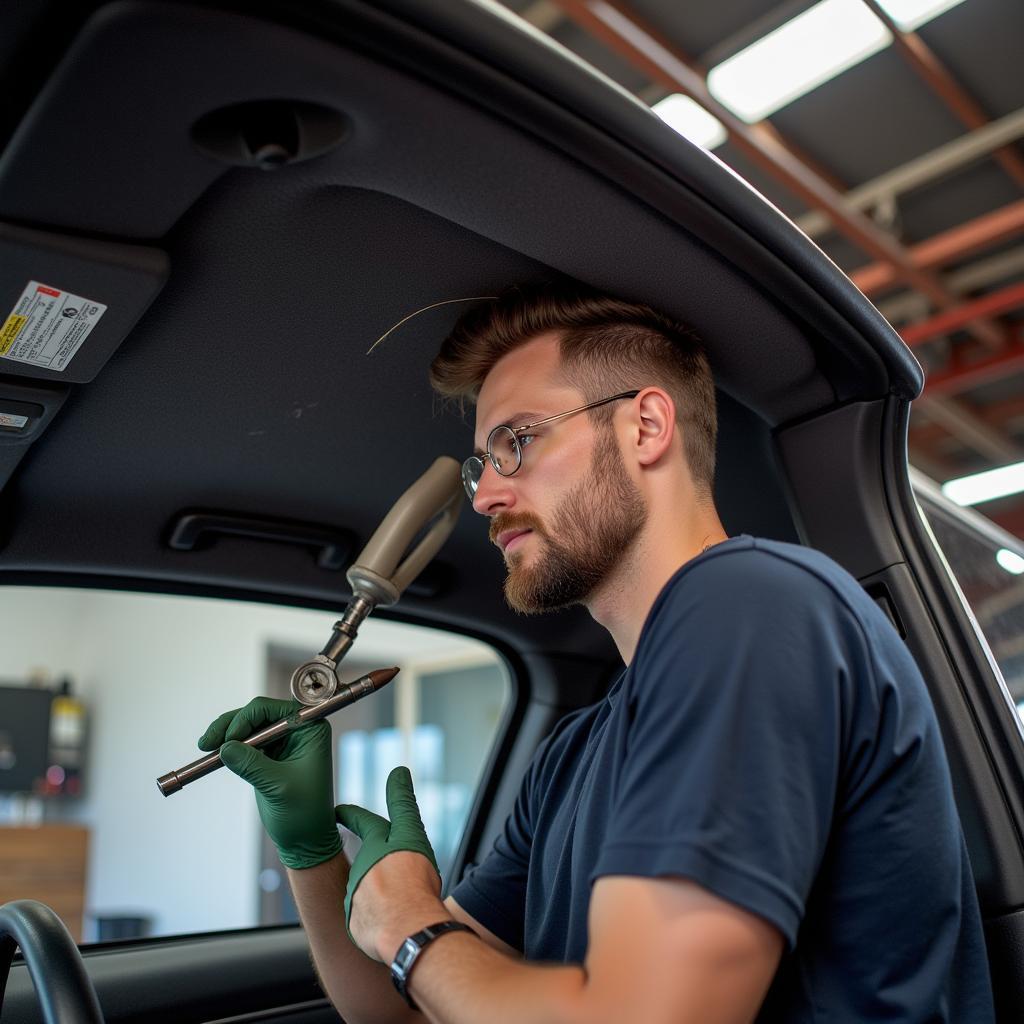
[632,388,676,466]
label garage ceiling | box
[500,0,1024,538]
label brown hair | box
[430,280,717,494]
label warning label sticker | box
[0,281,107,372]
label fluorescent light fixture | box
[997,549,1024,575]
[877,0,967,32]
[707,0,892,122]
[942,461,1024,507]
[652,94,727,150]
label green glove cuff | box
[276,832,344,871]
[335,766,440,940]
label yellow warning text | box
[0,314,28,355]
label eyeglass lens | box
[462,425,522,499]
[488,426,520,475]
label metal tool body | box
[290,457,462,704]
[290,594,375,703]
[157,667,398,796]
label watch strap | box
[390,920,475,1010]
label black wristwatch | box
[390,920,475,1010]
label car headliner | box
[0,0,922,664]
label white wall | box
[0,586,495,939]
[0,588,85,683]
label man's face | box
[472,334,647,613]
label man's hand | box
[336,766,446,962]
[198,697,342,870]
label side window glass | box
[916,495,1024,713]
[333,661,507,877]
[0,587,510,943]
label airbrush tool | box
[157,456,463,795]
[157,667,399,796]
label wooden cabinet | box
[0,825,90,941]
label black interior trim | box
[985,907,1024,1024]
[4,927,324,1024]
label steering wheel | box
[0,900,104,1023]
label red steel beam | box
[750,122,849,195]
[861,0,1024,191]
[553,0,940,298]
[545,0,1022,466]
[551,0,1006,349]
[853,199,1024,296]
[911,390,1024,448]
[923,337,1024,395]
[901,280,1024,346]
[986,502,1024,540]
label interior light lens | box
[652,94,727,150]
[877,0,967,31]
[942,462,1024,507]
[997,549,1024,575]
[707,0,891,122]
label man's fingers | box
[223,696,299,742]
[198,708,240,751]
[335,803,389,840]
[385,766,426,830]
[220,740,278,790]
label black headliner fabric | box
[0,1,838,422]
[0,1,911,658]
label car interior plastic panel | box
[775,400,904,580]
[3,928,334,1024]
[985,907,1024,1024]
[0,379,67,501]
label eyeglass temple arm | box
[514,390,641,433]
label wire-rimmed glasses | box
[461,390,641,500]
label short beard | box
[501,426,647,614]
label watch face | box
[395,936,419,976]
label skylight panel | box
[652,94,727,150]
[707,0,892,123]
[942,461,1024,506]
[877,0,968,32]
[997,549,1024,575]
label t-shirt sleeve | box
[450,726,562,952]
[593,549,849,949]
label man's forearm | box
[287,855,420,1024]
[408,932,587,1024]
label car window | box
[914,486,1024,714]
[0,586,509,944]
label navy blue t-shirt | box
[452,536,994,1021]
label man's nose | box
[472,460,516,516]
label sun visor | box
[0,222,168,384]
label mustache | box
[489,512,545,547]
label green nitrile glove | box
[198,696,342,870]
[335,766,440,935]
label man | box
[200,281,994,1023]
